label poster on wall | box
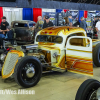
[86,11,96,36]
[69,10,79,24]
[42,12,57,26]
[56,10,70,26]
[69,10,79,19]
[96,11,100,17]
[88,11,96,18]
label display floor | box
[0,67,100,100]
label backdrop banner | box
[33,8,42,23]
[0,7,3,24]
[84,11,88,18]
[42,12,57,26]
[79,10,84,22]
[23,8,33,21]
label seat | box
[55,37,62,43]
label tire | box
[93,43,100,67]
[14,56,42,88]
[75,79,100,100]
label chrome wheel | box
[88,90,97,100]
[97,88,100,100]
[21,62,39,83]
[26,66,35,78]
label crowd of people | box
[63,15,100,39]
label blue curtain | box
[96,11,100,13]
[56,9,63,13]
[23,8,33,21]
[79,10,84,22]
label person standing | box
[32,16,44,38]
[34,16,44,33]
[96,18,100,39]
[63,17,69,26]
[80,17,87,31]
[0,16,9,35]
[68,15,73,26]
[43,16,54,29]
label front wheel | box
[14,56,42,88]
[75,79,100,100]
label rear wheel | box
[75,79,100,100]
[93,43,100,67]
[14,56,42,88]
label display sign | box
[42,12,57,26]
[57,13,64,26]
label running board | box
[51,67,66,72]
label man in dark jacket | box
[0,16,9,35]
[43,16,54,29]
[80,17,87,31]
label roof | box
[40,26,85,35]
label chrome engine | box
[21,44,47,64]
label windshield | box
[36,35,63,44]
[14,23,28,27]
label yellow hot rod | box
[1,26,100,88]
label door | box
[66,36,93,76]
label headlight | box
[0,54,6,61]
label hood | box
[39,45,60,51]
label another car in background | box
[11,20,36,44]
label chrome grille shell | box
[3,52,19,76]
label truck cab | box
[34,26,93,75]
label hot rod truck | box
[1,26,100,88]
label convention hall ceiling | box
[51,0,100,5]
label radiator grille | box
[3,53,19,76]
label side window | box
[69,38,84,46]
[24,24,28,27]
[65,33,85,46]
[14,23,28,27]
[69,38,90,47]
